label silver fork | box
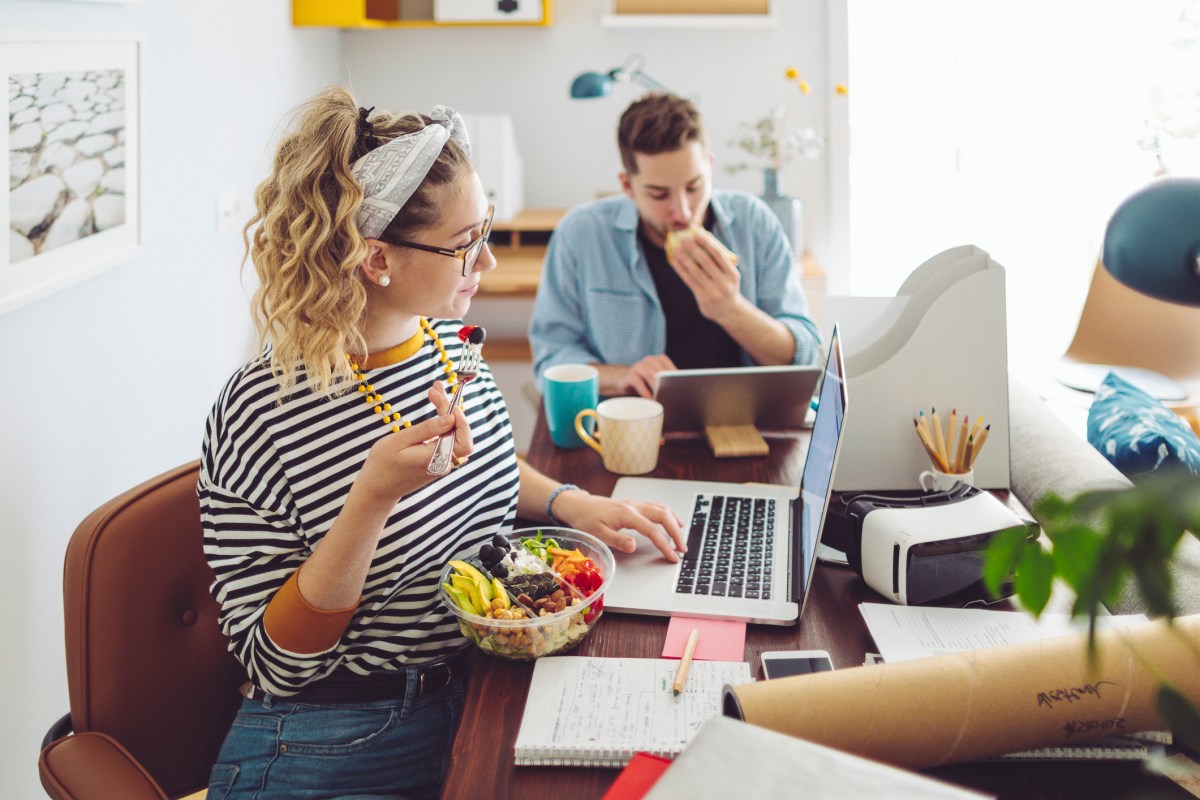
[426,342,481,476]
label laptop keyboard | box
[675,493,776,599]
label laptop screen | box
[794,326,847,609]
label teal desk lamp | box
[569,55,670,99]
[1102,177,1200,305]
[1056,177,1200,401]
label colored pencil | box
[969,424,991,468]
[914,418,948,471]
[930,407,949,469]
[916,410,934,443]
[953,415,970,473]
[946,408,958,467]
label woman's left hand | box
[552,491,686,563]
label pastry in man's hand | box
[665,225,740,267]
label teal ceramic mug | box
[543,364,599,449]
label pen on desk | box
[673,628,700,697]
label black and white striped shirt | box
[198,318,520,695]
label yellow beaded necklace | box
[348,317,458,434]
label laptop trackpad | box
[607,545,681,609]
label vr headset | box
[822,484,1038,606]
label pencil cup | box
[543,364,599,449]
[575,398,663,475]
[918,468,974,492]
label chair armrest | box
[39,731,168,800]
[42,712,73,750]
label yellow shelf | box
[293,0,553,28]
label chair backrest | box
[62,461,244,797]
[1064,259,1200,382]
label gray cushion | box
[1009,378,1200,615]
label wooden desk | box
[441,414,1189,800]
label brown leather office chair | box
[38,461,246,800]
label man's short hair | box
[617,92,706,175]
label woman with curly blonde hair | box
[198,86,686,799]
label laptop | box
[607,326,847,625]
[654,365,821,432]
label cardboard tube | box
[724,616,1200,768]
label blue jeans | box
[206,674,464,800]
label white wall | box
[341,0,832,261]
[0,3,338,797]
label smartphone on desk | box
[760,650,834,680]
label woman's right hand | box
[355,383,474,505]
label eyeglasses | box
[381,205,495,277]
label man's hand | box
[668,228,746,325]
[617,354,676,398]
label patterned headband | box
[351,105,472,240]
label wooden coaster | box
[705,424,769,458]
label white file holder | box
[828,245,1010,491]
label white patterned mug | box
[574,398,664,475]
[918,467,974,492]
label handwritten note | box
[514,656,753,767]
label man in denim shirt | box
[530,92,822,398]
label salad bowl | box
[438,527,615,661]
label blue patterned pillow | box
[1087,371,1200,477]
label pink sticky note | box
[662,615,747,662]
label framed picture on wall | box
[3,32,142,316]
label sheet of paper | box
[514,657,753,763]
[858,603,1149,663]
[645,716,992,799]
[662,615,747,662]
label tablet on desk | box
[653,365,821,433]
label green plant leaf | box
[982,526,1027,600]
[1130,537,1177,619]
[1033,492,1071,522]
[1047,525,1103,592]
[1014,542,1055,615]
[1157,685,1200,752]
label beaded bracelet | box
[546,483,581,525]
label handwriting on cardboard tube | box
[1062,718,1126,737]
[1037,681,1119,710]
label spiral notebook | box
[513,656,753,768]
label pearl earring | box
[378,275,391,287]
